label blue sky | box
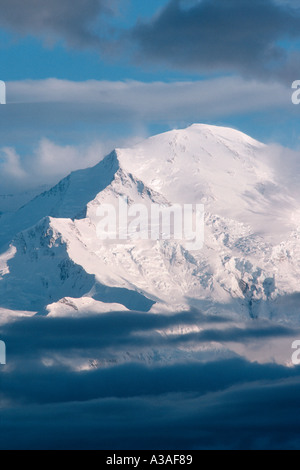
[0,0,173,82]
[0,0,300,193]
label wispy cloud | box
[0,0,120,48]
[7,77,290,111]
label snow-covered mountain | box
[1,124,300,323]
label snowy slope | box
[0,151,119,250]
[117,124,297,240]
[0,124,299,323]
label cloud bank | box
[131,0,300,81]
[0,311,300,449]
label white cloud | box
[7,77,290,115]
[0,147,27,180]
[0,140,108,193]
[31,139,104,178]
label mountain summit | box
[0,124,299,323]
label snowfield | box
[0,124,300,330]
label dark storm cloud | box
[1,311,300,449]
[2,375,300,449]
[131,0,300,81]
[0,310,199,359]
[0,311,294,362]
[0,0,117,47]
[170,324,296,344]
[1,358,299,406]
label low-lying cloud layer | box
[0,311,300,449]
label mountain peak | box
[186,123,265,147]
[0,150,120,249]
[0,125,299,322]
